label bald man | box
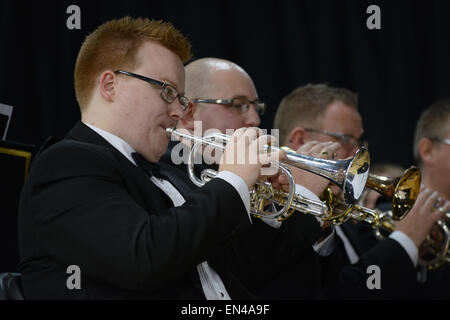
[157,58,343,299]
[179,57,262,133]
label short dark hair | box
[413,98,450,164]
[274,83,358,145]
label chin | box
[155,144,169,161]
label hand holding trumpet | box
[218,127,286,189]
[290,140,341,196]
[395,188,449,248]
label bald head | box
[185,58,254,99]
[180,57,261,133]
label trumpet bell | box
[342,147,371,205]
[391,167,421,220]
[281,146,370,204]
[366,166,421,220]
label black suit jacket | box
[17,122,253,299]
[322,221,420,299]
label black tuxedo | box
[17,122,254,299]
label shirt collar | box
[83,122,137,166]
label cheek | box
[224,114,247,130]
[335,148,349,159]
[439,150,450,168]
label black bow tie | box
[131,152,161,177]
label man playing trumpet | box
[18,17,282,300]
[273,83,448,298]
[161,57,345,299]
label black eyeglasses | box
[304,128,365,150]
[114,70,190,111]
[430,137,450,146]
[191,96,266,116]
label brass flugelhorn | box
[167,128,371,221]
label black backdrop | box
[1,0,450,167]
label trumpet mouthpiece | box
[166,127,175,137]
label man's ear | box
[99,71,116,102]
[418,137,434,165]
[179,102,196,131]
[287,127,307,149]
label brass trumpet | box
[365,166,421,220]
[365,167,450,269]
[317,188,400,228]
[317,167,421,228]
[419,219,450,270]
[167,128,371,221]
[358,166,449,270]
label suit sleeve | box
[213,210,326,298]
[322,237,419,299]
[22,142,250,293]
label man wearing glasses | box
[414,99,450,203]
[413,98,450,298]
[182,58,263,133]
[159,58,342,299]
[17,18,278,299]
[273,83,448,298]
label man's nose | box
[244,104,261,127]
[168,101,185,121]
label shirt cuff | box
[295,184,321,202]
[312,228,336,256]
[295,184,326,227]
[389,230,418,267]
[260,214,282,229]
[295,184,336,257]
[215,171,252,223]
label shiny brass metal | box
[366,166,421,220]
[419,220,450,270]
[318,187,400,228]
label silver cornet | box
[166,128,371,221]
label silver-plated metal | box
[166,128,370,221]
[275,145,370,204]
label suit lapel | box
[65,121,174,211]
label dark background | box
[1,0,450,168]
